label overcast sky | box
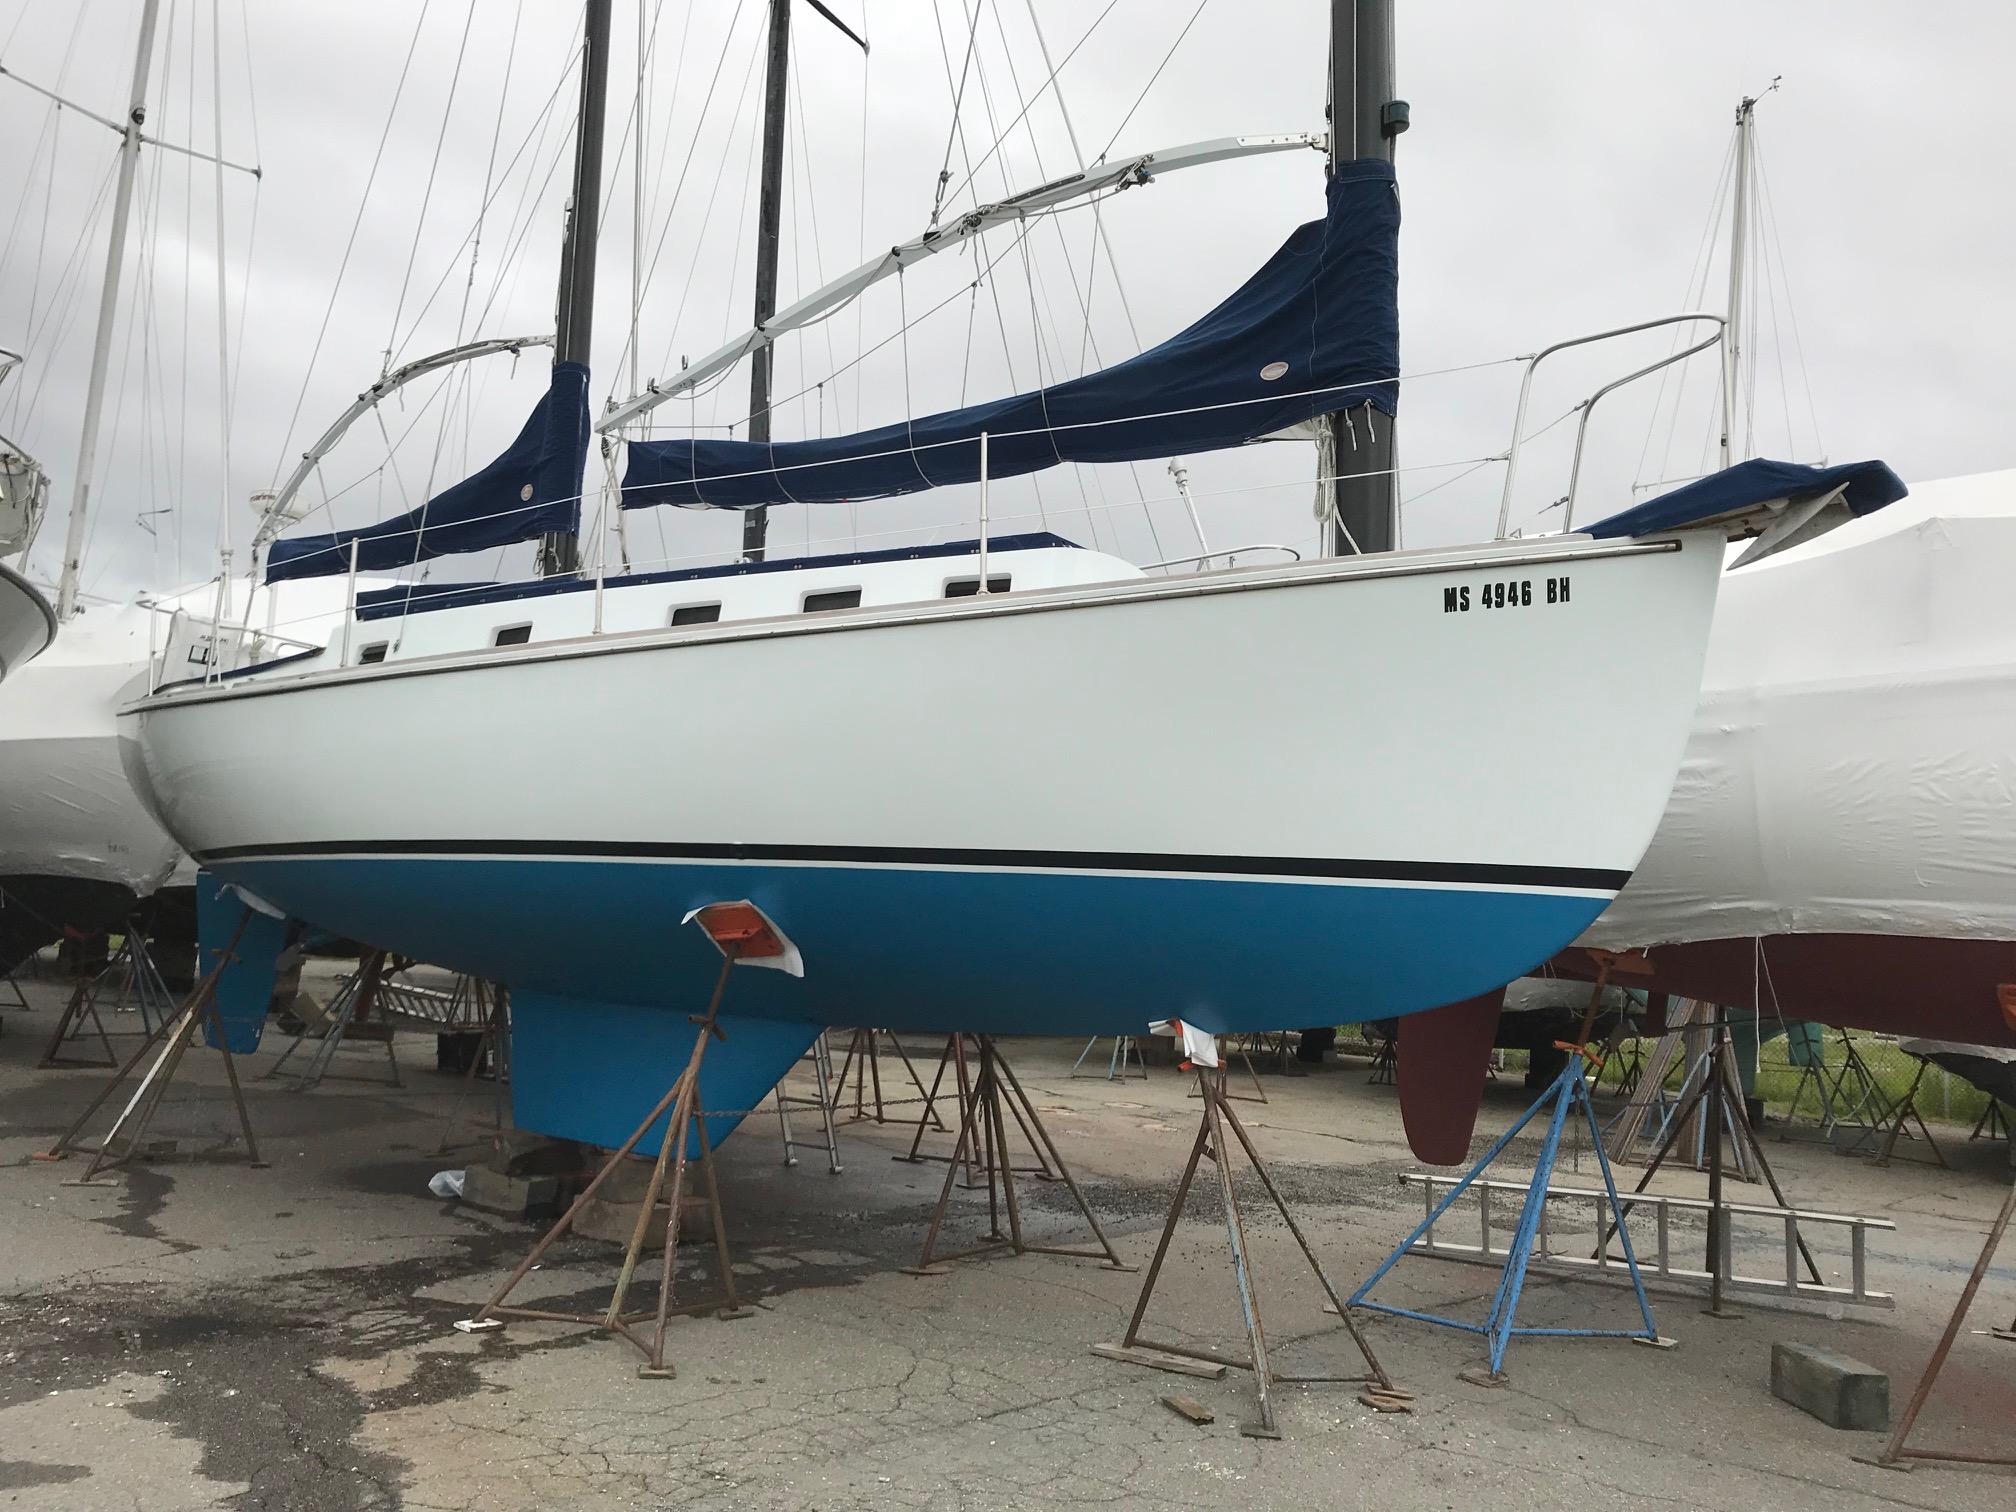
[4,0,2013,608]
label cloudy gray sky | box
[4,0,2013,608]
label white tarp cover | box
[0,576,382,896]
[0,601,185,895]
[1583,467,2016,950]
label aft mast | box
[741,0,792,565]
[539,0,614,580]
[1323,0,1406,557]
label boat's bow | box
[0,562,55,684]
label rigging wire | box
[644,8,764,394]
[927,0,981,227]
[1632,130,1735,494]
[938,0,1118,210]
[384,0,477,378]
[979,0,1163,554]
[1095,0,1209,161]
[270,0,435,485]
[1754,140,1824,460]
[636,0,756,360]
[925,0,1065,538]
[426,0,523,507]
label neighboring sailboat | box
[1,349,56,682]
[0,564,53,685]
[0,0,263,973]
[122,3,1902,1153]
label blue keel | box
[512,989,818,1156]
[1349,1052,1661,1377]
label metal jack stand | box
[1096,1061,1406,1438]
[1855,1174,2016,1473]
[455,902,795,1377]
[1352,1043,1667,1384]
[899,1033,1056,1186]
[37,923,175,1068]
[1072,1035,1149,1081]
[1187,1043,1269,1104]
[1971,1100,2011,1144]
[831,1027,941,1125]
[903,1036,1131,1276]
[776,1030,843,1173]
[1872,1059,1949,1169]
[436,982,511,1155]
[263,950,398,1091]
[34,913,264,1182]
[1603,1017,1823,1317]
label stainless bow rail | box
[1495,312,1728,539]
[1398,1172,1895,1310]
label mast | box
[741,0,793,564]
[54,0,164,619]
[1323,0,1406,557]
[1721,94,1757,471]
[539,0,613,579]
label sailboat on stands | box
[123,2,1901,1152]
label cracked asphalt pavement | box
[3,977,2013,1510]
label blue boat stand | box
[1349,1043,1670,1384]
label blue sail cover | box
[1582,457,1907,539]
[623,160,1400,511]
[266,361,591,582]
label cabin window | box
[944,575,1011,598]
[492,623,533,647]
[670,602,722,627]
[356,642,389,665]
[801,588,862,613]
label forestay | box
[621,160,1401,512]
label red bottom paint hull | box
[1397,934,2016,1163]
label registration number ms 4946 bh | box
[1442,576,1570,613]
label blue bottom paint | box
[195,871,288,1054]
[512,993,816,1155]
[213,855,1611,1151]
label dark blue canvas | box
[1582,457,1906,539]
[623,160,1401,511]
[266,361,591,582]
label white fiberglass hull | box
[126,530,1725,1040]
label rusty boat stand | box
[901,1035,1132,1275]
[898,1031,1058,1187]
[454,952,751,1378]
[1855,1172,2016,1474]
[34,911,265,1183]
[1094,1060,1408,1439]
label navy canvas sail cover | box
[623,159,1400,511]
[265,361,591,582]
[1582,457,1907,539]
